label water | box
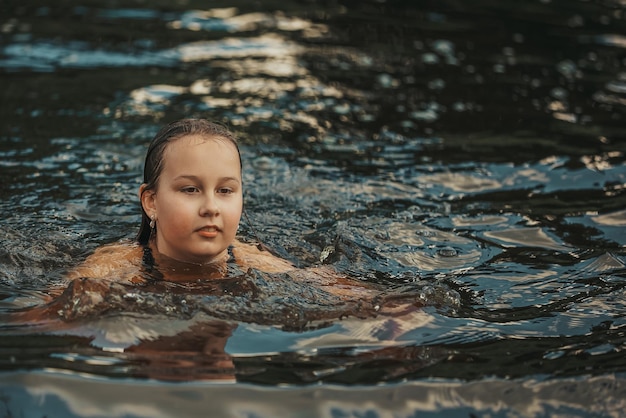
[1,0,625,416]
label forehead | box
[163,134,240,164]
[168,133,236,149]
[157,134,242,183]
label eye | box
[217,187,234,195]
[181,186,200,194]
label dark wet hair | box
[137,119,242,245]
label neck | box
[148,240,230,282]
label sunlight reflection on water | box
[1,1,625,416]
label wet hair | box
[137,119,242,245]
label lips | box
[197,226,220,238]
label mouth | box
[197,226,220,238]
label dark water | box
[1,0,626,416]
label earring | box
[149,215,156,230]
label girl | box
[58,119,380,300]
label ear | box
[139,184,157,217]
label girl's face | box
[141,134,243,264]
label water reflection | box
[1,370,624,417]
[1,0,626,416]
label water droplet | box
[416,229,435,237]
[422,52,439,64]
[437,246,458,257]
[556,59,578,79]
[377,73,396,88]
[320,245,335,263]
[375,231,390,240]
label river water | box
[1,1,625,417]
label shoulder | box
[83,241,144,263]
[230,240,378,296]
[230,240,296,273]
[66,240,145,283]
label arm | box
[232,240,384,301]
[65,242,145,283]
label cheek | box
[164,211,191,230]
[225,198,243,225]
[156,196,194,229]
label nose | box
[199,193,220,217]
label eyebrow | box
[173,175,241,183]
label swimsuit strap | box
[227,244,249,277]
[141,245,164,282]
[142,245,155,270]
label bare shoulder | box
[65,241,144,283]
[231,240,379,299]
[231,240,296,273]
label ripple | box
[418,171,501,193]
[483,227,572,252]
[1,41,176,71]
[437,246,458,257]
[174,34,302,62]
[96,8,164,20]
[359,220,488,272]
[592,209,626,227]
[167,9,324,34]
[0,34,300,72]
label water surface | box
[1,0,625,417]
